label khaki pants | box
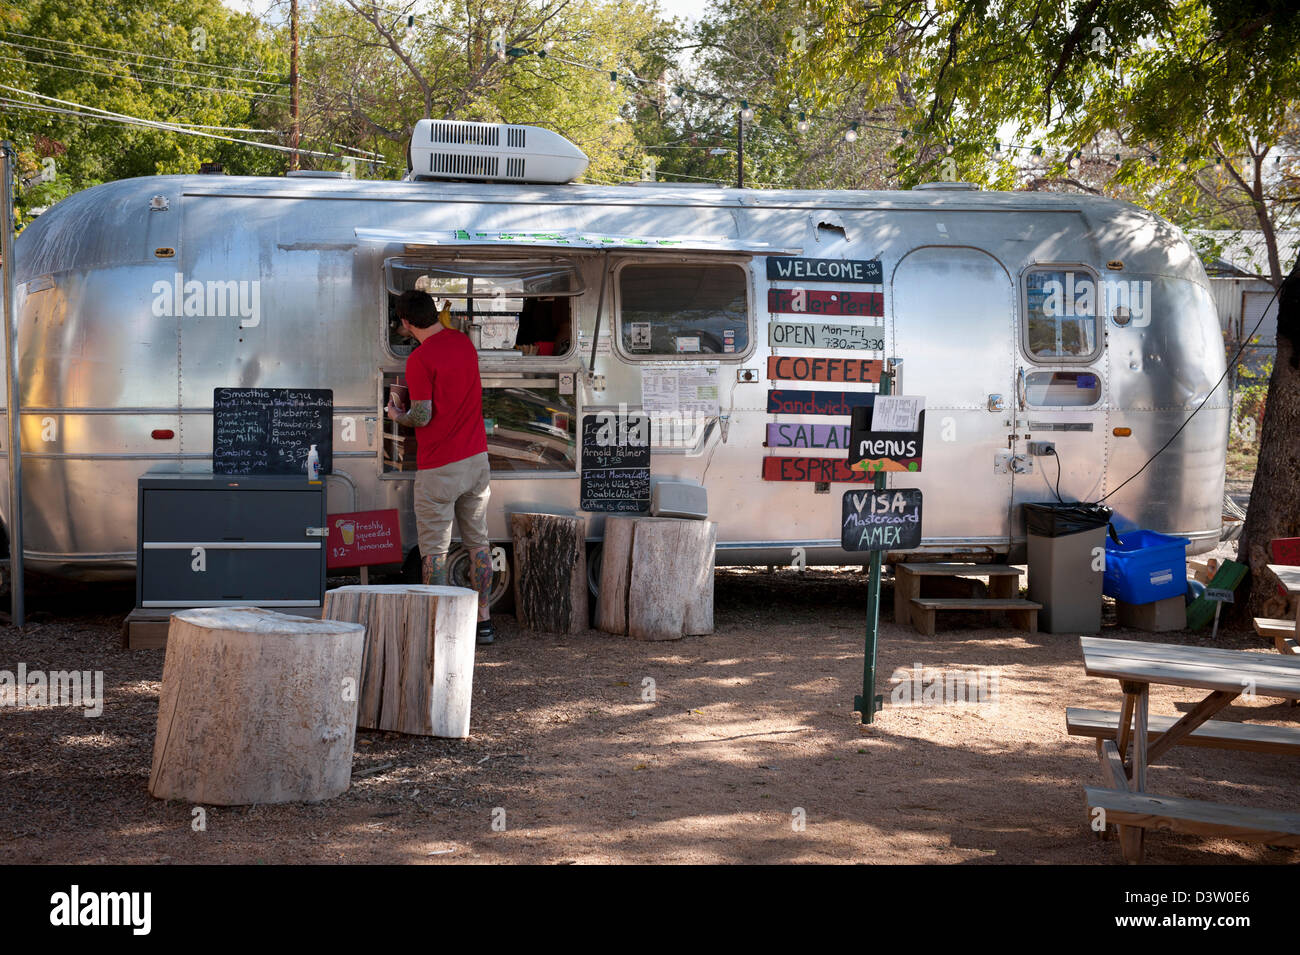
[413,452,491,556]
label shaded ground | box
[1,569,1297,865]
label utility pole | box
[0,142,25,627]
[736,109,744,189]
[290,0,300,171]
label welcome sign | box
[766,257,883,284]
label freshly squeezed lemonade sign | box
[327,509,403,568]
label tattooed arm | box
[387,398,432,428]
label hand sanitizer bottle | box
[306,444,320,482]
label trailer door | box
[892,246,1015,550]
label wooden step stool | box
[893,562,1038,635]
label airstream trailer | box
[6,122,1228,605]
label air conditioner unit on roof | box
[408,119,589,184]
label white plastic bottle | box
[306,444,320,482]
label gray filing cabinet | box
[137,468,327,609]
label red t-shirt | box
[404,328,488,470]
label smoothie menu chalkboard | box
[213,388,333,476]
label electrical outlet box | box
[1027,440,1056,456]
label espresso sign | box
[767,257,882,284]
[580,413,650,512]
[841,489,923,551]
[762,456,875,483]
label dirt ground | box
[1,562,1297,865]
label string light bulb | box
[740,100,754,121]
[797,112,809,133]
[609,71,618,93]
[1176,159,1187,172]
[668,88,683,109]
[944,141,954,155]
[844,122,859,143]
[543,39,555,52]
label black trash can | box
[1023,502,1113,634]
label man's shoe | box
[476,620,496,645]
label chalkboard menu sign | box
[847,399,925,473]
[213,388,333,475]
[580,413,650,512]
[842,488,923,551]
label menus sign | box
[766,257,882,284]
[213,388,333,475]
[327,509,403,568]
[581,413,651,512]
[847,400,925,473]
[841,489,923,551]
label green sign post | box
[853,371,890,724]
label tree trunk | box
[596,516,716,641]
[510,513,588,633]
[1237,253,1300,623]
[149,607,364,805]
[323,584,478,738]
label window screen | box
[1024,269,1100,360]
[619,264,748,356]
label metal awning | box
[355,227,800,256]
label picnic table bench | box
[1256,563,1300,655]
[1071,636,1300,862]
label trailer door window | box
[1024,370,1102,407]
[385,258,582,358]
[1023,269,1100,361]
[618,263,748,356]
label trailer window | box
[618,263,748,356]
[1023,269,1100,361]
[385,258,581,358]
[1024,370,1102,407]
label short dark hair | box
[396,290,437,328]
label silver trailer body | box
[7,175,1228,581]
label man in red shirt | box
[386,290,496,644]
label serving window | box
[384,257,583,358]
[1022,267,1102,362]
[616,262,750,357]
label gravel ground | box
[1,565,1296,865]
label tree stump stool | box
[597,516,716,641]
[510,512,589,634]
[323,584,478,738]
[148,607,365,806]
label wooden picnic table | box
[1268,563,1300,599]
[1071,635,1300,862]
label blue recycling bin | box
[1103,530,1191,605]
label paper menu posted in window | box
[872,395,924,431]
[640,364,721,416]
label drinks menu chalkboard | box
[580,413,650,512]
[213,388,333,475]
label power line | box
[0,37,289,90]
[1,30,281,81]
[0,51,292,102]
